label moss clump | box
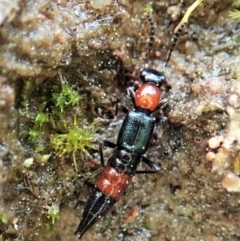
[26,79,96,171]
[229,9,240,18]
[51,116,96,172]
[232,0,240,8]
[46,204,60,225]
[0,213,8,224]
[52,84,83,113]
[229,0,240,18]
[144,5,153,14]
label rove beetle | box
[75,0,203,238]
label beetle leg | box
[115,103,128,115]
[140,155,161,172]
[99,141,117,166]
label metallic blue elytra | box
[117,111,155,154]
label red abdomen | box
[95,165,131,200]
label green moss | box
[229,9,240,18]
[144,5,153,15]
[229,0,240,19]
[35,112,49,127]
[26,81,96,171]
[53,84,83,113]
[232,71,238,79]
[47,204,59,225]
[0,213,8,224]
[43,203,60,231]
[28,128,43,141]
[232,0,240,8]
[51,116,96,171]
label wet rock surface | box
[0,0,240,240]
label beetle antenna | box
[144,5,155,67]
[148,15,155,61]
[165,0,203,67]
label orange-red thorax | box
[135,83,161,112]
